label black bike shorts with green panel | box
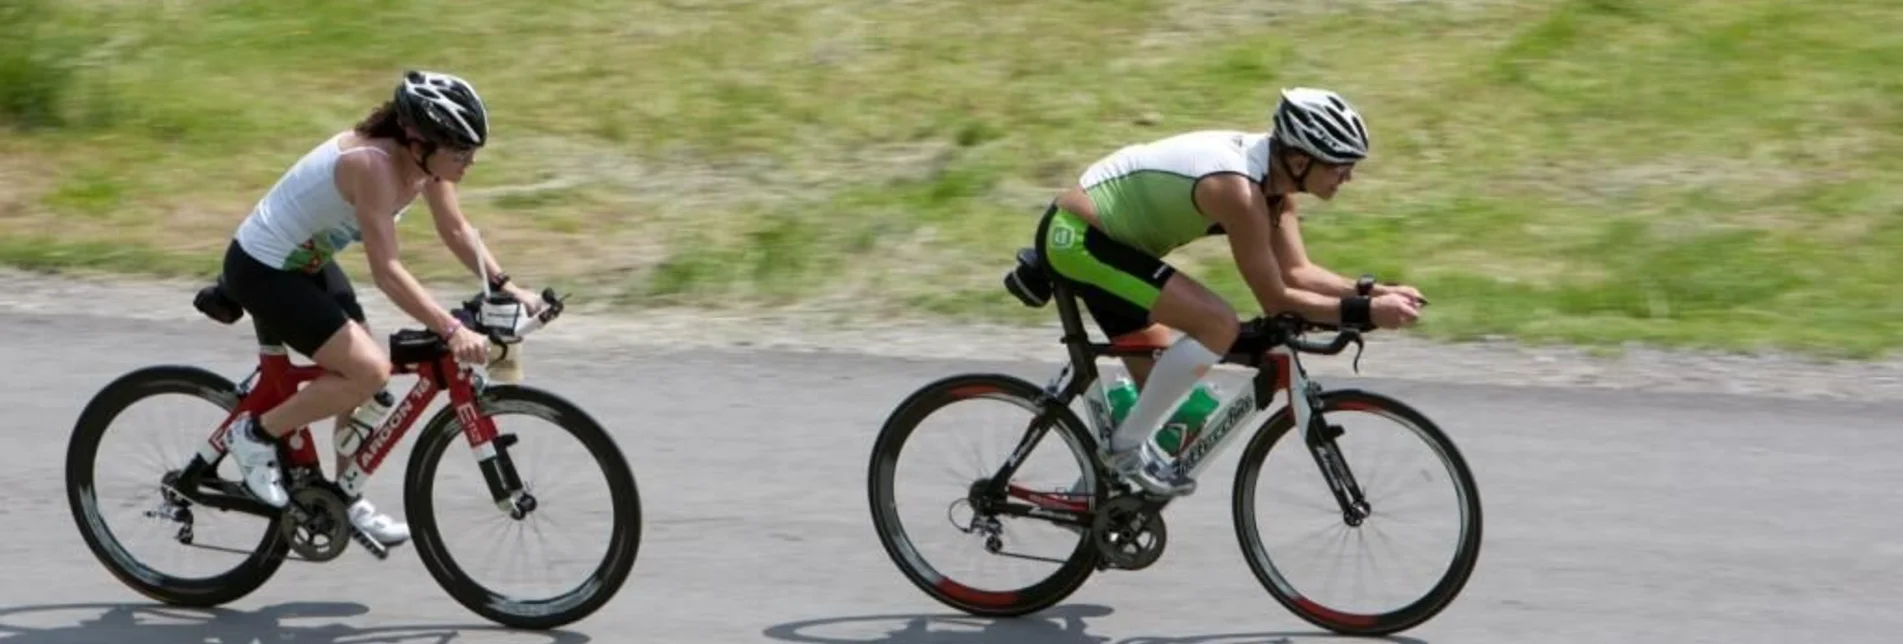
[1031,203,1178,339]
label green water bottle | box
[1152,382,1221,457]
[1104,376,1138,428]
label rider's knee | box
[341,350,392,395]
[1199,313,1241,355]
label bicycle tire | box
[404,384,642,630]
[867,373,1103,618]
[65,365,292,607]
[1230,388,1483,636]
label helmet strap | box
[408,138,443,181]
[396,118,444,181]
[1272,146,1316,193]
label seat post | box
[1049,277,1102,401]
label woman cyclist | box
[216,70,546,546]
[1036,87,1426,497]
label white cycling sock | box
[1109,335,1220,453]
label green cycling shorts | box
[1034,204,1179,338]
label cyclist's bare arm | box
[1267,200,1360,297]
[422,179,505,285]
[1195,174,1346,324]
[337,153,461,336]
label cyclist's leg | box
[1042,208,1234,495]
[312,262,411,544]
[222,240,391,507]
[319,260,370,478]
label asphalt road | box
[2,307,1899,644]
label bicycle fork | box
[1294,385,1372,526]
[459,400,536,520]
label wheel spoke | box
[66,369,287,608]
[409,386,639,629]
[1235,392,1481,635]
[868,376,1102,617]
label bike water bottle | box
[338,389,395,457]
[1105,376,1138,428]
[488,341,523,384]
[1152,382,1220,457]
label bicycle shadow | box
[0,601,592,643]
[761,605,1432,644]
[1119,634,1430,644]
[762,604,1116,644]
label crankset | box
[1092,495,1168,570]
[280,476,391,562]
[282,486,352,562]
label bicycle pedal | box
[350,528,391,560]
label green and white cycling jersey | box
[232,132,414,273]
[1077,129,1273,258]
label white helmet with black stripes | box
[394,70,489,148]
[1271,87,1369,165]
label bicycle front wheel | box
[1231,388,1482,636]
[404,384,642,630]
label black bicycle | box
[866,246,1483,636]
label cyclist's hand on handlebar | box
[1375,283,1428,308]
[448,325,490,365]
[502,283,546,315]
[1371,292,1421,329]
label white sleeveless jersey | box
[233,133,413,273]
[1079,130,1272,257]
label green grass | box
[3,0,1901,358]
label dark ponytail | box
[353,100,407,141]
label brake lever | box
[1349,332,1366,374]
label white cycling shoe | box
[226,414,288,509]
[347,498,411,547]
[227,415,409,547]
[1106,440,1198,497]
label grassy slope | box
[2,0,1900,357]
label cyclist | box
[215,70,545,545]
[1034,87,1425,497]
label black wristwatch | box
[1356,274,1376,297]
[488,271,512,293]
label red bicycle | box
[65,281,642,630]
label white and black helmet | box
[1271,87,1369,164]
[394,70,489,148]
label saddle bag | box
[1002,246,1052,308]
[191,277,245,325]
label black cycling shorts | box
[221,239,366,358]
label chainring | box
[281,486,351,562]
[1092,495,1168,570]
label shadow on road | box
[0,601,592,643]
[763,604,1117,644]
[762,604,1431,644]
[1117,633,1430,644]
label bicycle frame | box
[988,252,1369,522]
[1013,276,1300,476]
[175,335,524,520]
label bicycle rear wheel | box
[65,365,291,607]
[1231,389,1482,636]
[404,384,641,630]
[867,373,1104,617]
